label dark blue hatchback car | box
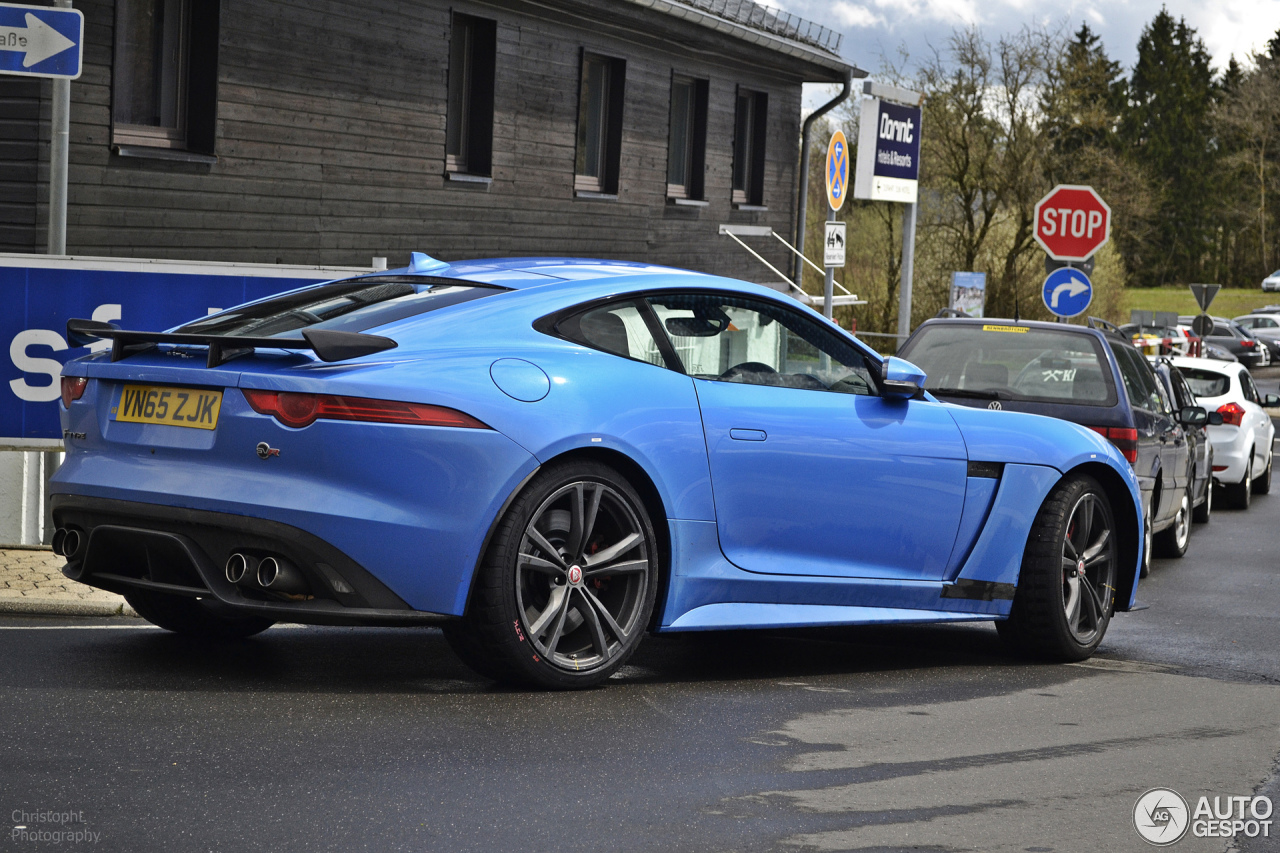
[899,318,1211,575]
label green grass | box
[1119,287,1276,321]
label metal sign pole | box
[823,208,835,319]
[46,0,72,255]
[897,201,917,339]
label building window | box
[446,14,496,177]
[732,89,768,206]
[112,0,219,153]
[575,53,626,195]
[666,75,707,200]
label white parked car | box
[1263,271,1280,292]
[1170,356,1278,508]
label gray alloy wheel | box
[1226,451,1253,509]
[1193,462,1212,524]
[998,474,1117,660]
[514,480,652,673]
[443,460,658,689]
[1139,502,1152,579]
[1154,490,1191,558]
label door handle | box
[729,428,767,441]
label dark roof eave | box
[620,0,864,81]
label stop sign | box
[1034,185,1111,262]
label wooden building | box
[0,0,852,281]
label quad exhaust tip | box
[52,527,81,559]
[256,556,308,594]
[225,552,258,585]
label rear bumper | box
[52,496,455,626]
[1208,427,1251,483]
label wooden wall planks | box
[10,0,842,285]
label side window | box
[1111,344,1160,411]
[555,302,666,367]
[645,293,878,395]
[1241,371,1261,404]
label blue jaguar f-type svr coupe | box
[52,254,1143,688]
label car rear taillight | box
[1241,340,1256,349]
[242,390,490,430]
[1217,402,1246,427]
[60,376,87,407]
[1087,425,1139,464]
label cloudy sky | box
[777,0,1280,78]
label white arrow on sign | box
[1050,276,1089,309]
[0,13,76,68]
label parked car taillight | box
[1087,426,1139,464]
[1241,340,1257,349]
[242,389,491,430]
[60,376,87,407]
[1216,402,1246,427]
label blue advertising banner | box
[1,256,370,441]
[853,97,922,204]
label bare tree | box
[1215,56,1280,274]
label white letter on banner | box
[9,329,68,402]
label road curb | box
[0,596,138,618]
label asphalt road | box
[3,434,1280,852]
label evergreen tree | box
[1120,9,1217,287]
[1042,22,1125,173]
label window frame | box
[111,0,191,149]
[111,0,220,155]
[666,74,708,201]
[445,13,496,177]
[574,52,626,195]
[731,88,768,206]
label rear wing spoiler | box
[66,319,397,369]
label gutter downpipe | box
[795,69,856,286]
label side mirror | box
[1265,394,1280,407]
[1178,406,1207,427]
[881,356,927,399]
[1208,411,1224,426]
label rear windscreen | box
[1179,368,1230,398]
[174,276,502,338]
[898,324,1117,406]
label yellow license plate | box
[114,385,223,430]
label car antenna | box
[1014,286,1020,323]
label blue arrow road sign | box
[1042,266,1093,318]
[0,2,83,80]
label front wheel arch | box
[1060,462,1141,610]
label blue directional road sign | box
[1042,266,1093,318]
[0,2,83,80]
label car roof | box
[375,256,704,289]
[911,316,1123,343]
[1169,356,1242,375]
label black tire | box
[1193,461,1212,524]
[444,460,659,689]
[124,590,274,639]
[1253,450,1272,495]
[1153,488,1191,558]
[997,474,1118,661]
[1226,452,1253,509]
